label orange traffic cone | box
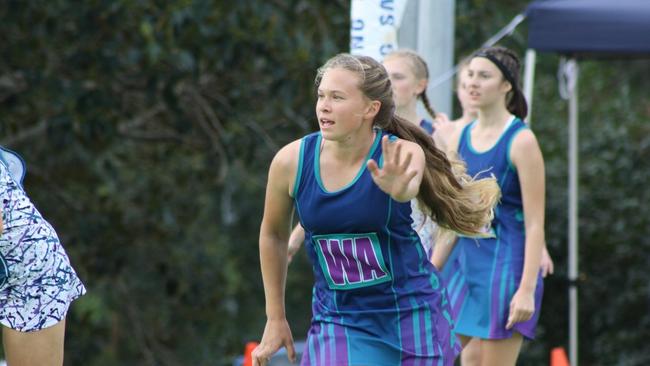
[550,347,570,366]
[243,341,259,366]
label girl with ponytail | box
[432,46,546,366]
[380,49,455,256]
[253,53,499,366]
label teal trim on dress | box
[409,297,423,356]
[506,121,529,170]
[465,116,517,155]
[498,234,511,329]
[487,231,502,339]
[314,131,382,194]
[383,197,403,358]
[411,233,427,273]
[424,305,434,357]
[291,137,306,198]
[437,343,444,366]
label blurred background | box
[1,0,649,365]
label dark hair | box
[472,46,528,119]
[315,53,499,237]
[384,50,437,119]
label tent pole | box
[523,49,537,125]
[568,58,579,366]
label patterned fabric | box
[0,158,86,332]
[412,118,438,256]
[444,118,544,340]
[294,130,460,365]
[410,200,437,257]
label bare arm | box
[287,223,305,263]
[540,243,554,277]
[506,129,545,329]
[252,140,301,365]
[434,115,468,158]
[430,233,459,270]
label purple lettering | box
[355,237,388,281]
[318,239,361,285]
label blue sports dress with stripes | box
[293,130,461,365]
[443,117,544,340]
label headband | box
[474,51,518,92]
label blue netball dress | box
[293,130,460,366]
[419,119,434,135]
[0,154,86,332]
[444,117,544,340]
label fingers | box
[380,135,412,174]
[252,347,268,366]
[435,112,450,124]
[505,312,515,330]
[380,135,391,162]
[366,159,380,177]
[286,339,297,363]
[404,168,418,183]
[253,342,294,366]
[541,263,549,278]
[391,138,402,167]
[506,301,534,330]
[400,147,412,171]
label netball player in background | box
[432,46,546,366]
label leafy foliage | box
[2,1,346,364]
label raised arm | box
[252,140,301,366]
[506,129,546,329]
[433,114,467,158]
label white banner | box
[350,0,409,61]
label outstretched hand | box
[366,135,418,202]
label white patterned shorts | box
[0,221,86,332]
[410,200,438,256]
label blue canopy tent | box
[526,0,650,55]
[523,1,650,365]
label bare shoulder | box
[511,128,543,166]
[269,138,303,195]
[272,138,302,168]
[446,120,469,153]
[511,128,540,153]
